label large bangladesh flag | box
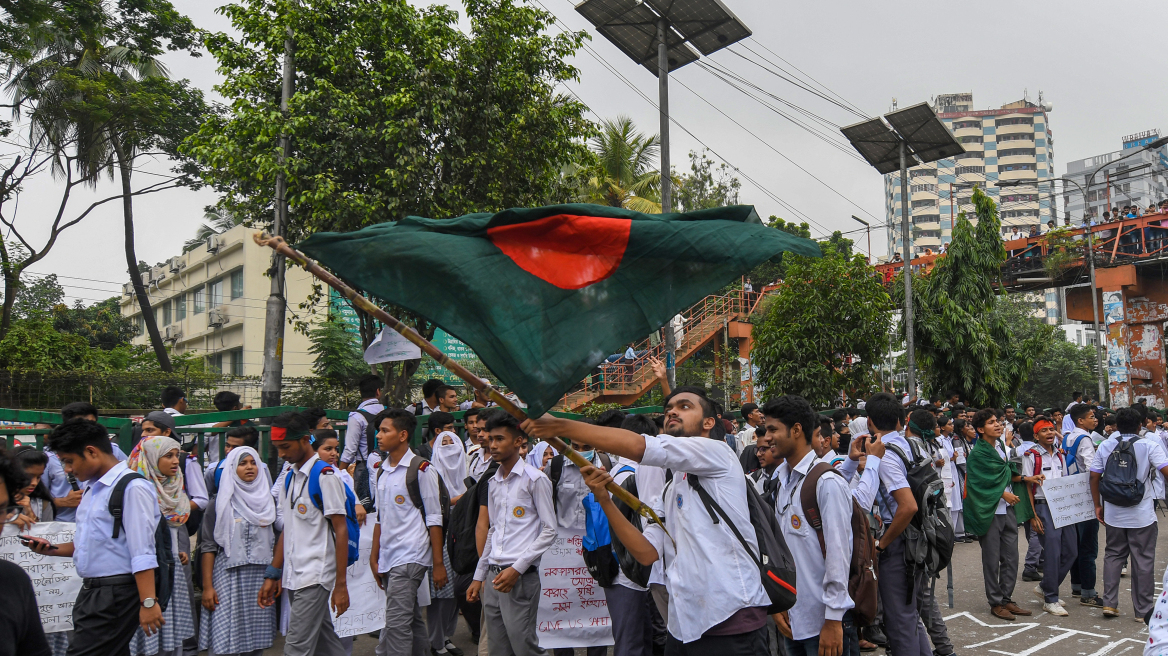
[297,203,820,416]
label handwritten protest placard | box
[331,520,386,638]
[1042,473,1095,528]
[536,530,614,649]
[1,522,82,634]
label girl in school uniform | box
[312,429,365,656]
[127,435,195,656]
[429,430,467,656]
[198,446,278,656]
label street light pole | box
[657,17,676,389]
[851,215,870,262]
[261,16,296,409]
[899,142,917,397]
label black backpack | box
[110,472,175,611]
[610,472,653,588]
[686,474,798,614]
[379,455,451,530]
[447,461,500,575]
[352,409,381,512]
[1100,436,1145,507]
[886,438,954,593]
[548,453,613,512]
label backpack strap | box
[109,472,146,539]
[306,460,333,511]
[599,453,613,471]
[687,475,762,567]
[405,456,429,517]
[550,455,565,512]
[1024,448,1042,495]
[1065,432,1089,472]
[798,463,841,558]
[212,459,226,493]
[355,409,379,459]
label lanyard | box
[290,468,310,511]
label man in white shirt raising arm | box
[523,386,771,656]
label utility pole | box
[657,17,676,389]
[261,19,295,408]
[851,216,870,262]
[899,142,917,398]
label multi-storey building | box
[118,224,325,378]
[884,92,1055,258]
[1063,129,1168,220]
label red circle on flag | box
[487,214,631,290]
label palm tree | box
[585,116,663,213]
[183,207,245,253]
[7,11,178,371]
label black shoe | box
[1081,596,1105,608]
[444,641,464,656]
[1022,568,1041,582]
[470,633,481,646]
[865,625,888,646]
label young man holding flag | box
[523,387,771,655]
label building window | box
[996,117,1034,127]
[176,295,186,321]
[912,199,936,208]
[135,315,144,335]
[955,151,983,160]
[230,348,244,376]
[230,270,243,300]
[999,133,1033,142]
[959,136,983,144]
[208,352,223,373]
[193,288,205,314]
[910,169,935,179]
[998,148,1036,158]
[209,279,223,309]
[953,120,980,130]
[955,166,984,175]
[161,301,172,326]
[911,184,936,193]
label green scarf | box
[963,438,1033,537]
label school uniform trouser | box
[1102,522,1158,616]
[377,563,429,656]
[663,626,767,656]
[779,611,859,656]
[483,564,547,656]
[67,574,141,656]
[1069,518,1100,598]
[876,534,932,656]
[429,598,459,651]
[285,584,346,656]
[454,572,483,643]
[553,648,606,656]
[916,572,953,655]
[181,556,200,656]
[648,589,667,654]
[605,583,654,656]
[977,507,1019,608]
[1034,501,1077,604]
[1024,521,1044,572]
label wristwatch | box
[141,598,157,609]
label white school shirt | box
[1021,444,1066,500]
[992,440,1011,515]
[342,398,384,466]
[73,462,161,577]
[1089,434,1168,528]
[375,448,443,571]
[608,463,648,592]
[473,458,557,581]
[775,450,854,640]
[279,454,348,591]
[467,449,493,483]
[634,462,669,589]
[552,453,602,531]
[835,453,882,511]
[1064,427,1097,475]
[639,434,770,644]
[876,431,912,524]
[184,455,209,509]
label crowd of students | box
[5,376,1168,656]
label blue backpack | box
[581,465,635,587]
[284,460,361,566]
[1064,432,1092,473]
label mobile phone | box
[18,535,57,551]
[859,436,868,453]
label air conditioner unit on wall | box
[168,256,186,274]
[150,267,167,284]
[123,282,134,298]
[140,269,153,285]
[207,307,229,328]
[207,234,224,254]
[164,325,183,341]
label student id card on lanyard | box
[292,474,311,517]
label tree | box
[992,291,1096,409]
[675,149,739,211]
[584,115,661,213]
[902,187,1054,406]
[183,206,244,253]
[4,0,207,369]
[187,0,592,399]
[752,252,892,407]
[307,318,369,387]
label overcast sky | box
[13,0,1167,305]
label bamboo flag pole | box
[254,232,671,541]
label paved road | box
[257,527,1165,656]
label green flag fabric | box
[963,438,1034,537]
[296,203,820,416]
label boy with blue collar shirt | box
[368,408,445,656]
[258,412,350,656]
[1064,404,1103,608]
[524,386,771,655]
[24,420,163,656]
[767,395,858,656]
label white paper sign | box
[330,520,386,638]
[1,522,82,634]
[536,530,614,649]
[1042,473,1095,529]
[364,326,422,364]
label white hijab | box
[431,431,468,496]
[848,417,871,440]
[214,447,276,556]
[527,441,556,470]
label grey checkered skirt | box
[198,558,276,654]
[129,554,195,655]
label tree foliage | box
[584,115,660,213]
[675,149,739,212]
[902,187,1054,406]
[991,292,1098,409]
[752,252,892,406]
[307,318,369,387]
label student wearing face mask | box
[430,431,470,656]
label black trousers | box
[664,626,768,656]
[67,576,140,656]
[453,572,482,642]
